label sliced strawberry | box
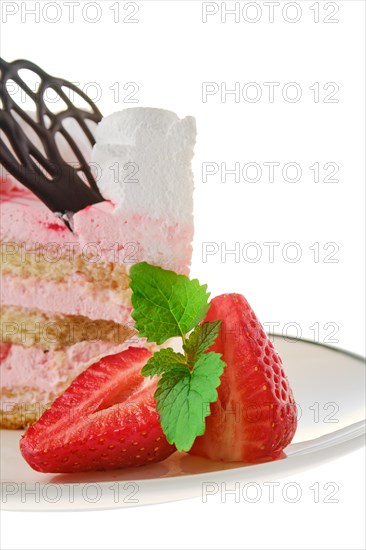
[20,347,175,473]
[190,294,297,463]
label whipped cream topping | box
[92,108,196,226]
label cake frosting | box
[1,273,130,323]
[93,109,195,226]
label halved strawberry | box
[20,347,175,473]
[190,294,297,462]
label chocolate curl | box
[0,58,104,225]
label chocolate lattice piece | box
[0,58,104,223]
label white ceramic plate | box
[1,336,365,511]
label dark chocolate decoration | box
[0,58,105,226]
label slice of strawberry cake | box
[0,107,196,428]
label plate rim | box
[1,424,364,512]
[1,336,365,511]
[270,333,366,363]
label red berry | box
[190,294,297,462]
[20,347,175,473]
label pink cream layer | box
[1,274,131,324]
[0,177,192,274]
[0,338,147,408]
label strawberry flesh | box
[190,294,297,463]
[20,347,175,473]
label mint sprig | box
[155,353,224,451]
[130,262,225,452]
[183,320,222,366]
[141,348,186,377]
[130,262,210,344]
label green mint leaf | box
[183,320,222,365]
[141,348,187,377]
[154,352,226,451]
[130,262,210,344]
[130,262,226,449]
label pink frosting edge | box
[0,178,193,274]
[1,274,131,324]
[0,339,148,407]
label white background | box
[0,1,365,549]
